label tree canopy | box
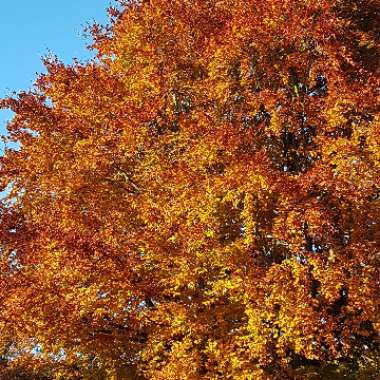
[0,0,379,378]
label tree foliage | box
[0,0,379,378]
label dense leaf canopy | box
[0,0,379,378]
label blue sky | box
[0,1,114,133]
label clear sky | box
[0,1,114,134]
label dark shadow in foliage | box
[335,0,380,75]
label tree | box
[0,0,379,378]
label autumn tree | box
[0,0,379,378]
